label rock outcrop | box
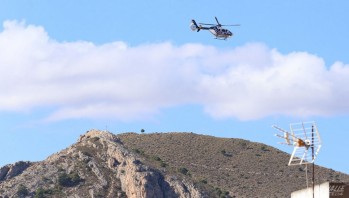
[0,161,32,181]
[0,130,204,198]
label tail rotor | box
[190,19,201,32]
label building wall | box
[291,182,349,198]
[291,182,329,198]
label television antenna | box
[273,121,322,198]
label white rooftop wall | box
[291,182,329,198]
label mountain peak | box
[0,130,203,198]
[78,129,120,143]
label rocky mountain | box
[0,130,348,198]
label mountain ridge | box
[0,130,348,198]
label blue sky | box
[0,0,348,175]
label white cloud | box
[1,20,349,121]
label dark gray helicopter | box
[190,17,240,40]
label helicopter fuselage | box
[209,26,232,39]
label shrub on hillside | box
[160,161,167,167]
[221,149,232,157]
[178,167,189,175]
[16,184,29,197]
[58,172,81,187]
[34,187,53,198]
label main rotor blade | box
[215,16,220,25]
[199,23,216,26]
[221,24,241,26]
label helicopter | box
[190,17,240,40]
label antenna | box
[273,121,322,198]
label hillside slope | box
[118,132,349,198]
[0,130,348,198]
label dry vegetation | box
[118,132,349,198]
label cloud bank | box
[1,20,348,121]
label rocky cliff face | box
[0,161,32,182]
[0,130,204,198]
